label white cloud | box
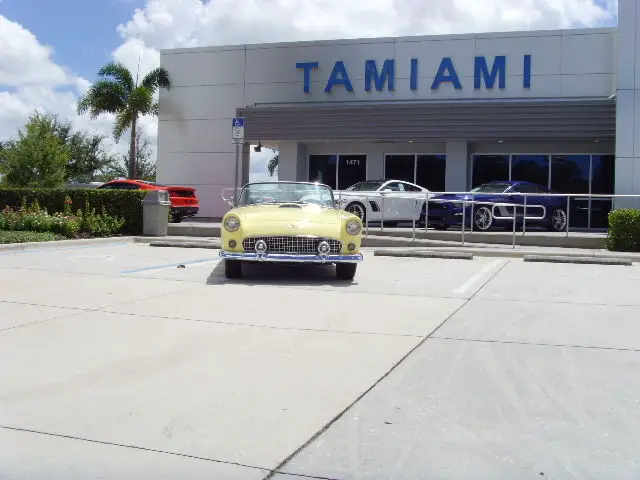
[0,0,618,176]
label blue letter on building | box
[523,54,532,89]
[364,59,395,91]
[410,58,418,90]
[325,61,354,92]
[474,56,506,89]
[431,57,462,90]
[296,62,319,93]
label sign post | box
[231,117,245,206]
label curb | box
[0,236,137,253]
[149,240,221,249]
[523,255,633,266]
[373,249,473,260]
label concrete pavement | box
[0,242,638,479]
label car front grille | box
[242,236,342,254]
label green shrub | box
[0,230,64,244]
[0,198,125,238]
[0,188,146,234]
[77,203,126,237]
[606,209,640,252]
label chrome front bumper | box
[219,250,363,263]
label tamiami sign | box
[296,55,532,93]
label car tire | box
[224,260,243,278]
[547,207,568,232]
[473,206,493,231]
[336,263,357,281]
[345,202,367,223]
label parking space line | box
[452,259,504,296]
[120,257,219,274]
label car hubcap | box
[347,204,365,219]
[552,209,567,230]
[475,208,492,230]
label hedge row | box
[606,208,640,252]
[0,188,147,234]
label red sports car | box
[97,179,199,222]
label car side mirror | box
[221,187,239,207]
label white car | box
[334,179,433,226]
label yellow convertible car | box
[219,181,364,280]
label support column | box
[277,141,306,181]
[615,0,640,209]
[241,143,250,185]
[445,141,468,193]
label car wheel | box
[548,207,568,232]
[473,206,493,231]
[224,260,243,278]
[336,263,357,281]
[345,202,366,222]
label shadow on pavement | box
[206,260,358,288]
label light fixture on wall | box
[254,142,262,152]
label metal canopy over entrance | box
[237,99,616,143]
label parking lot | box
[1,242,639,479]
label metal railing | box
[221,187,640,249]
[333,190,640,248]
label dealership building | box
[156,0,639,225]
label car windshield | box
[469,182,511,193]
[238,182,336,208]
[345,181,386,191]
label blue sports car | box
[422,181,569,232]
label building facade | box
[157,0,639,224]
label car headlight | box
[224,215,240,232]
[346,219,361,235]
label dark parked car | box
[422,181,568,232]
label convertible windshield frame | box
[237,182,337,208]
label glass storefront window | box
[337,155,367,190]
[309,154,367,190]
[308,155,337,189]
[511,155,549,187]
[551,155,591,228]
[590,155,615,229]
[416,155,446,192]
[472,155,509,187]
[384,155,414,183]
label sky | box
[0,0,619,181]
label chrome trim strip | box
[219,250,363,263]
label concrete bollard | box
[142,190,171,236]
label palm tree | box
[267,151,279,176]
[76,61,170,179]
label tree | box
[100,127,156,182]
[267,151,279,176]
[64,130,120,183]
[1,112,70,187]
[76,61,170,180]
[0,140,14,175]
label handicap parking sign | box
[232,117,245,143]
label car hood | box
[430,193,500,201]
[229,204,346,237]
[430,193,472,201]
